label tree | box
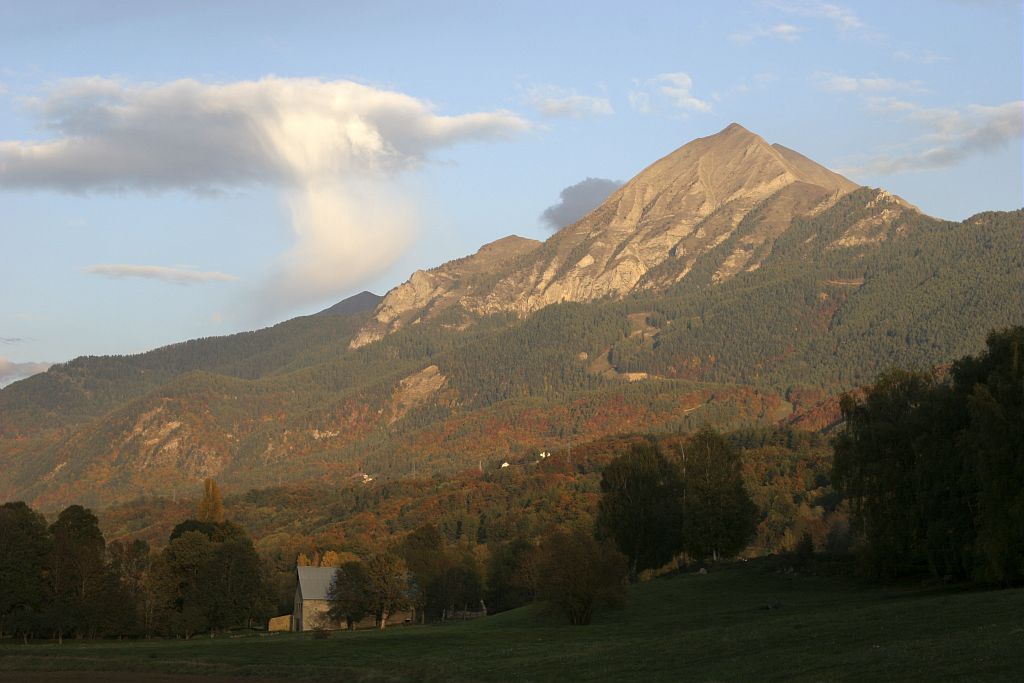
[0,502,51,641]
[429,554,483,620]
[107,539,151,634]
[596,440,685,581]
[327,561,372,630]
[485,537,536,614]
[47,505,110,640]
[320,550,358,568]
[957,327,1024,583]
[829,329,1024,583]
[151,521,267,638]
[197,478,225,523]
[362,553,412,630]
[200,534,267,632]
[394,524,445,622]
[534,529,627,625]
[678,428,757,563]
[155,530,214,638]
[832,370,937,577]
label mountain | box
[317,291,382,317]
[1,124,1020,509]
[351,235,540,347]
[352,124,863,346]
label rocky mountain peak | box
[353,125,869,346]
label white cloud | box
[0,76,531,314]
[527,86,613,118]
[84,264,239,284]
[0,357,52,388]
[653,72,712,113]
[842,100,1024,175]
[767,0,863,31]
[731,23,805,44]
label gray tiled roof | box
[296,566,338,601]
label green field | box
[2,562,1023,682]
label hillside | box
[0,124,1021,508]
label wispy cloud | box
[0,337,24,344]
[628,91,651,114]
[812,71,924,94]
[0,357,52,388]
[630,72,711,115]
[766,0,864,31]
[893,49,951,65]
[656,73,713,112]
[865,97,918,112]
[540,177,623,230]
[842,100,1024,175]
[0,77,531,316]
[527,86,613,118]
[84,264,239,284]
[730,23,805,44]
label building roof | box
[296,566,338,601]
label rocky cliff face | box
[351,235,541,347]
[353,123,879,347]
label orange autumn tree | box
[197,478,225,523]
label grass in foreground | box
[2,561,1023,682]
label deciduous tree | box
[327,561,371,630]
[596,440,684,581]
[678,428,758,563]
[362,553,411,630]
[535,529,627,625]
[0,502,50,640]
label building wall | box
[300,599,341,631]
[268,614,291,632]
[296,598,415,631]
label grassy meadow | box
[2,561,1022,682]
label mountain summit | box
[352,123,866,347]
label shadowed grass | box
[2,562,1023,681]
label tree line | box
[0,480,270,641]
[833,327,1023,583]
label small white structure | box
[500,461,510,468]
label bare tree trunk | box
[378,611,388,630]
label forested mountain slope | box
[1,125,1020,509]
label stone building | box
[292,565,414,631]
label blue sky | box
[1,0,1021,383]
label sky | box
[1,0,1021,385]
